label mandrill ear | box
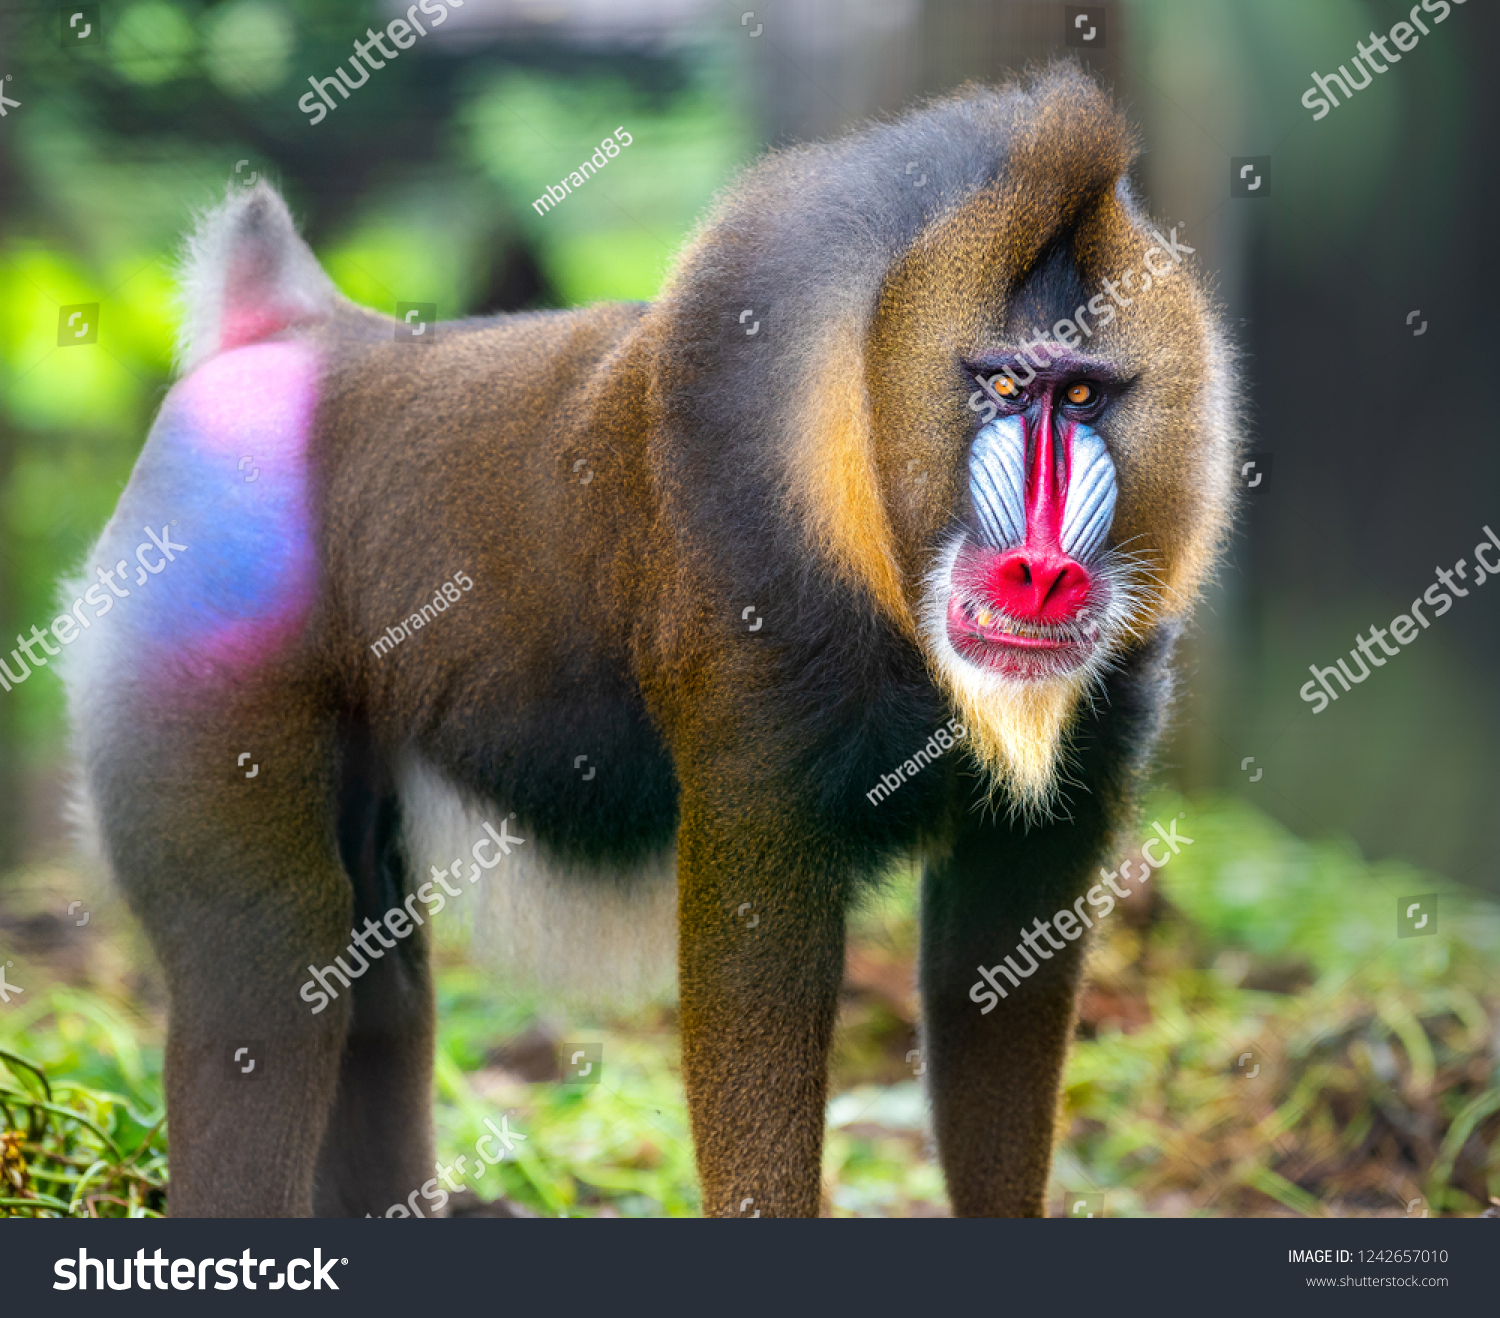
[785,316,916,634]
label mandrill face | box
[906,335,1160,819]
[946,349,1133,683]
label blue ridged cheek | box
[968,416,1027,551]
[1058,424,1117,564]
[966,416,1117,563]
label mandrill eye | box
[991,374,1021,399]
[1065,382,1094,406]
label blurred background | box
[1,0,1497,1218]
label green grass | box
[2,793,1497,1217]
[0,988,166,1216]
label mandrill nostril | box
[988,550,1092,622]
[1040,562,1088,610]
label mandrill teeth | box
[1060,424,1118,564]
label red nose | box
[983,546,1093,623]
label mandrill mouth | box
[944,540,1103,677]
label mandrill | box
[62,65,1238,1217]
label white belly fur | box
[396,753,678,1003]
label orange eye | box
[1066,382,1093,406]
[992,374,1021,398]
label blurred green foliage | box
[1058,792,1500,1217]
[1,7,752,754]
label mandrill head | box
[858,80,1238,820]
[657,65,1238,820]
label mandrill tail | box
[174,180,346,377]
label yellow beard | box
[941,660,1087,820]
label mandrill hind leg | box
[90,675,354,1216]
[918,816,1099,1217]
[311,719,436,1217]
